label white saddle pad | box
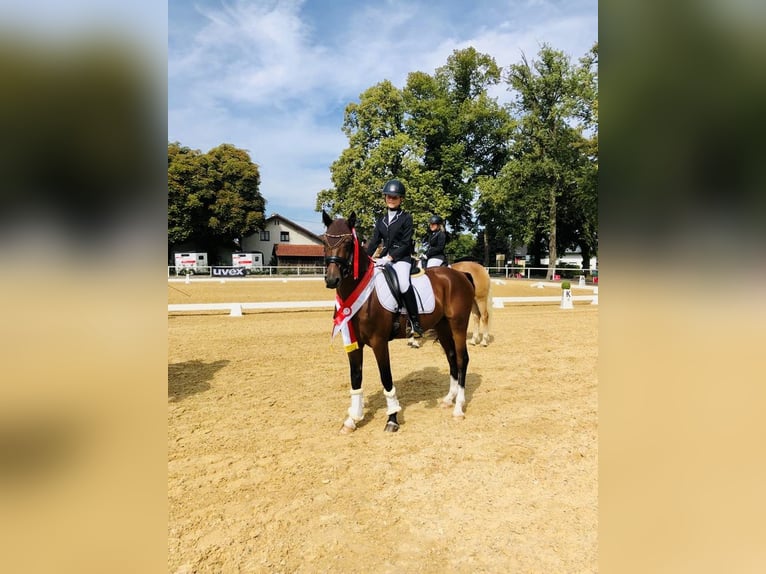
[373,269,436,314]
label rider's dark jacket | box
[365,208,414,263]
[424,229,447,264]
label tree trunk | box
[581,243,591,276]
[546,186,557,281]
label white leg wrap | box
[453,385,466,417]
[383,386,402,415]
[443,376,459,405]
[347,388,364,422]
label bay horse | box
[322,210,476,433]
[451,260,492,347]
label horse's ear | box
[348,212,356,230]
[322,210,333,228]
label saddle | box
[380,263,404,310]
[380,262,427,340]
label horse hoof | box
[440,400,453,409]
[339,424,356,434]
[453,413,465,420]
[481,341,488,347]
[384,421,400,432]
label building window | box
[260,231,270,241]
[280,231,290,242]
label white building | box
[241,213,324,267]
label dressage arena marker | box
[560,288,574,309]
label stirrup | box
[409,321,424,338]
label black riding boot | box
[402,286,425,338]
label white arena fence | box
[167,265,597,281]
[168,275,597,316]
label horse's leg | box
[436,320,469,418]
[407,336,421,349]
[340,348,364,434]
[370,341,401,432]
[478,298,490,347]
[469,301,481,346]
[434,324,460,412]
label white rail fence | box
[168,265,598,282]
[168,279,597,316]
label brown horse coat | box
[322,211,475,432]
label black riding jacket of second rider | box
[423,229,447,264]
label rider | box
[423,215,448,268]
[365,179,424,338]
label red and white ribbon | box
[332,260,375,352]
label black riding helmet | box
[381,179,406,197]
[429,215,443,225]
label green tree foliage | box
[446,233,477,262]
[316,80,450,238]
[317,48,513,254]
[168,142,265,253]
[476,43,598,278]
[404,49,510,236]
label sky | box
[169,0,597,235]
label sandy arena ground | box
[168,277,598,573]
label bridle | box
[323,231,356,279]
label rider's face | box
[384,194,401,207]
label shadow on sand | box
[168,359,229,402]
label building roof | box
[274,244,325,257]
[266,213,323,242]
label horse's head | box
[321,210,358,289]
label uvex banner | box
[212,267,246,277]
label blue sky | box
[169,0,597,235]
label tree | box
[316,80,449,238]
[315,43,596,272]
[168,142,265,257]
[477,43,597,279]
[406,48,512,240]
[318,49,513,255]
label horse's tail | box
[462,271,481,321]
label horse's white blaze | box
[384,386,402,415]
[348,388,364,422]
